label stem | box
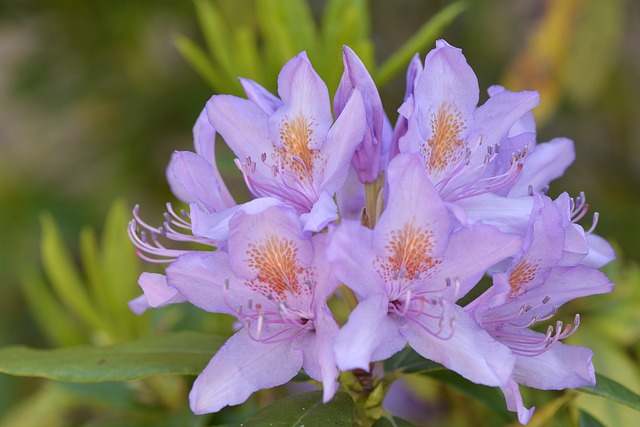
[340,367,394,427]
[364,172,385,229]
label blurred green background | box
[0,0,638,426]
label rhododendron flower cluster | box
[129,40,615,425]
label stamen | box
[586,212,599,234]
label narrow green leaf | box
[422,370,514,420]
[233,24,260,81]
[174,35,224,91]
[241,391,355,427]
[193,0,239,89]
[79,226,108,317]
[256,0,297,70]
[578,410,606,427]
[0,331,223,382]
[100,200,144,341]
[39,213,109,333]
[579,373,640,412]
[322,0,370,48]
[257,0,318,63]
[375,1,467,86]
[372,415,416,427]
[384,347,444,376]
[20,271,86,347]
[319,0,372,93]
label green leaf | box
[20,270,85,347]
[0,331,223,382]
[579,410,606,427]
[193,0,240,91]
[174,34,223,91]
[320,0,372,93]
[372,415,416,427]
[39,213,110,334]
[240,391,355,427]
[579,373,640,412]
[422,370,514,420]
[383,347,444,376]
[99,200,144,341]
[375,1,467,86]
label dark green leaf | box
[240,391,355,427]
[422,370,514,420]
[384,347,444,376]
[0,331,223,382]
[372,415,416,427]
[578,410,606,427]
[579,373,640,412]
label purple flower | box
[162,200,340,413]
[465,195,614,424]
[397,40,540,202]
[326,153,522,387]
[128,107,235,265]
[206,52,367,232]
[335,46,393,184]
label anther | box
[261,152,267,162]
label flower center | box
[422,102,467,178]
[508,259,541,300]
[276,115,318,179]
[374,220,442,301]
[246,235,313,301]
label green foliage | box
[0,331,223,382]
[578,374,640,412]
[374,1,467,86]
[21,200,145,347]
[371,416,416,427]
[178,0,464,96]
[578,410,606,427]
[240,391,356,427]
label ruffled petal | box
[455,193,534,234]
[334,293,406,371]
[192,108,235,208]
[206,94,271,162]
[508,265,614,317]
[512,335,596,390]
[325,220,382,299]
[318,89,367,193]
[582,233,616,268]
[374,153,452,257]
[509,138,575,197]
[500,379,535,425]
[297,306,340,402]
[300,190,339,233]
[239,77,283,115]
[166,251,269,315]
[169,151,230,213]
[227,202,313,281]
[336,46,385,183]
[433,224,522,299]
[472,89,539,149]
[399,303,515,386]
[271,52,332,150]
[190,327,303,414]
